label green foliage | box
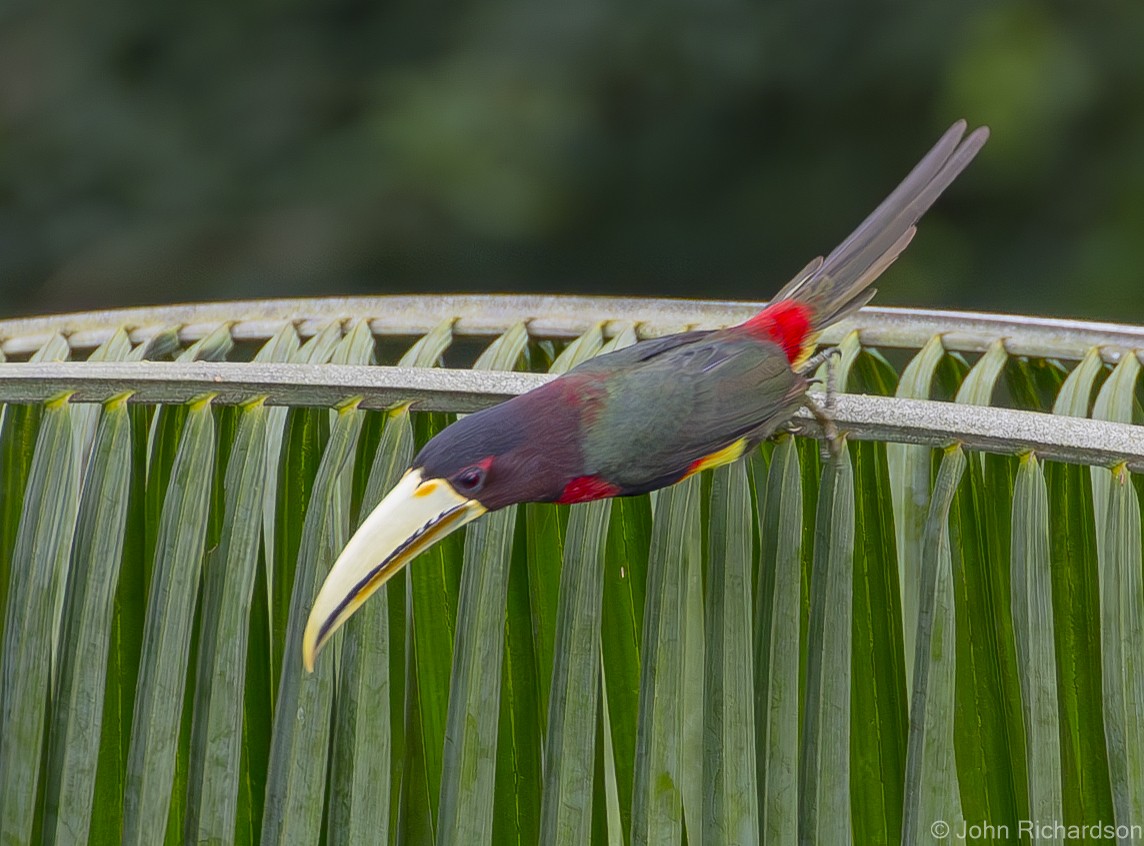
[0,320,1142,846]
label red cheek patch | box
[557,475,621,504]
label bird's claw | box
[802,394,842,460]
[779,419,805,437]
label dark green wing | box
[580,331,806,491]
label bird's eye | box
[454,466,485,492]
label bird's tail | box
[745,120,989,367]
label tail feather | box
[771,120,989,332]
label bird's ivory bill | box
[302,468,486,671]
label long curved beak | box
[302,468,486,671]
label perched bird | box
[302,120,989,670]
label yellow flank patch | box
[790,332,821,370]
[683,438,748,479]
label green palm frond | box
[1,296,1142,845]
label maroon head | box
[302,383,584,669]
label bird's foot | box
[802,394,842,460]
[779,419,805,437]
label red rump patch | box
[742,301,813,363]
[557,475,622,504]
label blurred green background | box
[1,0,1142,321]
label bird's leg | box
[801,348,842,459]
[795,346,838,376]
